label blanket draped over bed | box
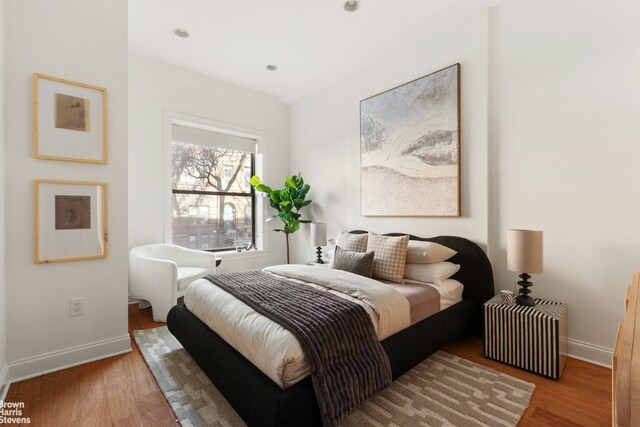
[204,270,392,427]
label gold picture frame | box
[35,179,109,263]
[33,73,108,164]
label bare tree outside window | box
[171,141,254,251]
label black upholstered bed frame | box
[167,232,494,426]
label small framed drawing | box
[35,179,108,263]
[33,73,108,164]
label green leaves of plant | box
[255,184,271,193]
[250,172,312,235]
[285,176,296,188]
[251,175,273,195]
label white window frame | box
[163,111,270,260]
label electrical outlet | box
[69,298,84,316]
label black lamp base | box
[315,246,324,264]
[516,272,536,307]
[516,294,536,306]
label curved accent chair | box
[130,244,217,322]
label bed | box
[167,231,494,426]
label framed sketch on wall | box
[360,63,460,217]
[33,73,108,164]
[35,179,108,263]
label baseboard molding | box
[7,334,131,383]
[567,338,613,368]
[0,363,9,401]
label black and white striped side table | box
[484,295,568,379]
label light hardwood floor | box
[5,304,611,426]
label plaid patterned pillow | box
[334,231,368,252]
[367,233,410,283]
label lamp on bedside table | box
[507,229,543,307]
[311,223,327,264]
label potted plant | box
[250,173,312,264]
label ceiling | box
[129,0,503,104]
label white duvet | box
[184,265,411,388]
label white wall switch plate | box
[69,298,84,316]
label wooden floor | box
[444,338,612,427]
[5,304,612,426]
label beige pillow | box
[403,262,460,284]
[334,231,368,253]
[405,240,457,264]
[366,232,410,283]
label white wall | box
[290,12,489,261]
[0,0,7,389]
[489,0,640,364]
[128,54,290,271]
[5,0,129,381]
[290,0,640,365]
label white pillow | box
[324,244,335,263]
[405,241,457,264]
[403,262,460,284]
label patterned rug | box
[133,327,535,427]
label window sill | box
[214,249,271,262]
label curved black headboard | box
[349,230,495,306]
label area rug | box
[133,327,535,427]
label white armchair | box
[129,244,217,322]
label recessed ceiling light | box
[174,28,189,38]
[266,65,278,71]
[344,0,360,12]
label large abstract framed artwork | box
[33,73,108,164]
[360,63,460,217]
[35,180,108,263]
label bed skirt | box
[167,298,478,427]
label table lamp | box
[507,229,543,306]
[311,223,327,264]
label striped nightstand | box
[484,295,568,379]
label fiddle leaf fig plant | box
[250,173,312,264]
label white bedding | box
[185,265,449,388]
[403,277,464,310]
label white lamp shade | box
[507,229,543,274]
[311,223,327,247]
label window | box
[244,204,252,226]
[223,165,233,188]
[170,125,256,251]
